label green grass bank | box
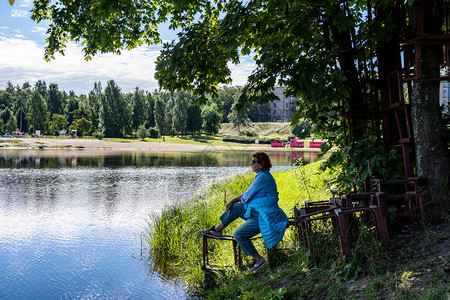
[146,161,448,299]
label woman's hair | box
[252,151,272,171]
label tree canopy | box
[30,1,449,201]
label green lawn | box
[103,135,269,148]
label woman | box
[201,151,289,273]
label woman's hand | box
[225,195,242,210]
[225,200,234,210]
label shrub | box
[136,125,148,140]
[148,127,160,138]
[93,130,104,140]
[245,130,257,137]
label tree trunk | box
[409,0,450,205]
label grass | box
[49,145,72,148]
[219,122,292,137]
[144,161,338,292]
[0,122,311,149]
[145,161,449,299]
[103,135,269,148]
[0,139,24,144]
[102,122,301,147]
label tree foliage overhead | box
[30,1,449,197]
[31,0,362,105]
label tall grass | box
[144,161,338,291]
[145,160,448,299]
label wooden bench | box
[370,177,427,227]
[297,196,389,257]
[271,141,284,147]
[202,234,263,268]
[309,142,323,148]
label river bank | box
[0,137,227,151]
[0,137,322,153]
[147,161,449,299]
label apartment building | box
[440,81,450,113]
[270,86,296,122]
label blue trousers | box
[219,203,260,256]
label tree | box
[214,87,241,123]
[0,92,14,130]
[64,91,79,126]
[0,91,13,112]
[164,97,175,136]
[5,114,17,133]
[172,91,190,136]
[145,93,156,128]
[100,80,130,137]
[47,83,65,115]
[154,92,172,136]
[186,101,202,135]
[70,118,92,137]
[201,103,222,135]
[27,89,48,134]
[30,1,449,204]
[34,80,47,99]
[406,2,449,203]
[132,87,146,134]
[74,94,91,121]
[136,124,148,140]
[88,81,102,131]
[228,104,249,134]
[14,83,30,132]
[49,114,67,136]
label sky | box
[0,0,254,95]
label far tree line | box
[0,80,273,138]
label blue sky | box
[0,0,254,95]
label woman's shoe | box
[250,257,266,273]
[201,226,223,238]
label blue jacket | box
[241,171,278,203]
[241,171,288,249]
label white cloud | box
[229,55,254,86]
[0,37,252,95]
[31,27,46,35]
[18,0,32,8]
[10,9,28,18]
[0,37,160,94]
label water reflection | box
[0,149,323,168]
[0,166,250,299]
[0,149,322,299]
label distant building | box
[270,86,296,122]
[440,81,450,113]
[219,84,297,122]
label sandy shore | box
[0,137,228,151]
[0,137,283,153]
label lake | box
[0,149,321,299]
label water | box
[0,149,320,299]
